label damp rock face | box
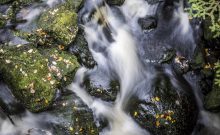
[84,77,119,102]
[106,0,125,6]
[69,28,96,68]
[138,16,157,30]
[130,74,198,135]
[0,44,79,112]
[51,93,99,135]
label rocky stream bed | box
[0,0,220,135]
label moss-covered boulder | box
[0,44,79,112]
[14,0,83,48]
[130,74,198,135]
[36,0,79,46]
[205,84,220,112]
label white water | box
[0,112,53,135]
[68,0,156,134]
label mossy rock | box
[51,93,99,135]
[0,0,11,4]
[14,0,83,47]
[0,13,7,28]
[205,84,220,112]
[0,44,79,112]
[62,0,84,12]
[130,74,198,135]
[36,1,79,46]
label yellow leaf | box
[156,121,160,127]
[134,112,138,117]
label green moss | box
[63,0,84,12]
[0,44,79,112]
[0,13,7,28]
[205,84,220,111]
[214,62,220,87]
[37,2,78,46]
[187,0,220,38]
[0,0,11,4]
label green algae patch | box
[0,45,79,112]
[37,2,78,46]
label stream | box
[0,0,220,135]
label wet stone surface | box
[130,74,198,135]
[50,92,99,135]
[69,28,97,68]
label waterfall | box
[68,0,158,134]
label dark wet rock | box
[106,0,125,6]
[199,70,214,95]
[172,55,190,74]
[130,74,198,135]
[160,49,176,64]
[0,44,79,112]
[203,19,215,40]
[0,0,11,5]
[146,0,164,5]
[50,93,99,135]
[69,28,96,68]
[85,78,119,102]
[0,82,25,115]
[138,16,157,31]
[199,126,220,135]
[205,84,220,112]
[191,47,206,70]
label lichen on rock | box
[0,44,79,112]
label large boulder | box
[37,3,78,46]
[130,74,198,135]
[77,67,198,135]
[50,93,99,135]
[0,44,79,112]
[14,0,83,47]
[205,84,220,112]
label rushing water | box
[0,0,220,135]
